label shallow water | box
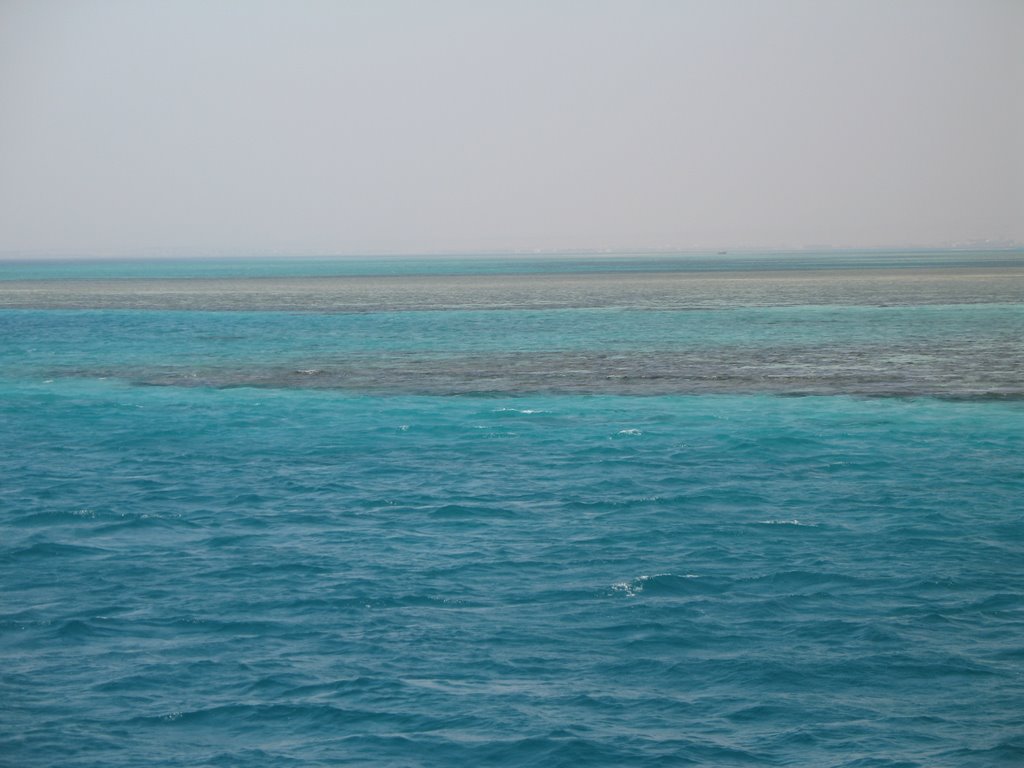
[2,253,1023,766]
[3,302,1023,399]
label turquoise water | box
[2,254,1023,766]
[2,249,1022,280]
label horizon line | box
[2,242,1023,262]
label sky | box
[1,0,1021,257]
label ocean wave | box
[611,573,700,598]
[754,518,819,526]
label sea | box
[1,251,1022,767]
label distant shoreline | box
[2,266,1022,312]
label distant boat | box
[717,250,728,255]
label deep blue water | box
[2,254,1023,767]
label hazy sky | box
[1,0,1021,256]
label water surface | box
[2,252,1022,767]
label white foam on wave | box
[610,580,638,597]
[617,428,643,435]
[493,407,547,414]
[756,519,818,527]
[611,572,697,597]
